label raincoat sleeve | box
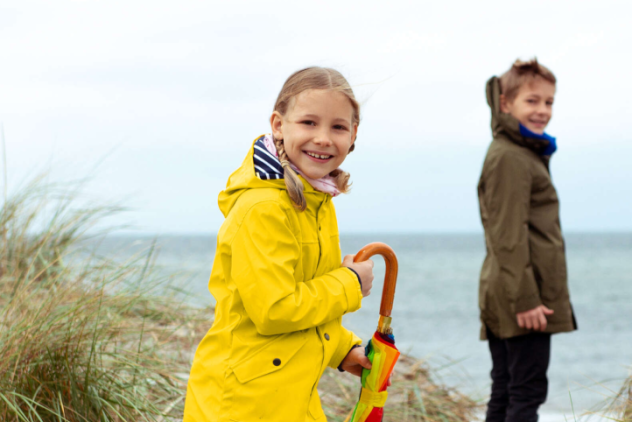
[329,325,363,369]
[484,152,542,313]
[231,201,363,336]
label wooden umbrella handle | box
[353,242,398,318]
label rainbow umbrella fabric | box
[348,331,400,422]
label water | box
[94,233,632,419]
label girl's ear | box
[270,111,284,140]
[499,94,510,114]
[350,123,358,147]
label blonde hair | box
[499,58,556,102]
[273,67,360,211]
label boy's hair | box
[499,58,556,102]
[273,67,359,211]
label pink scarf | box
[262,134,341,197]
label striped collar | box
[252,134,341,197]
[253,136,284,180]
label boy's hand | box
[340,346,372,377]
[517,305,554,331]
[342,254,374,297]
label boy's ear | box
[499,94,509,114]
[270,111,283,140]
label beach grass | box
[0,177,210,421]
[600,373,632,422]
[0,176,479,421]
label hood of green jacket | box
[486,76,552,157]
[218,135,320,218]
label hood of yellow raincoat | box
[218,135,321,217]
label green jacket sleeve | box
[231,201,363,336]
[484,152,542,313]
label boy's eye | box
[301,120,316,126]
[333,124,348,131]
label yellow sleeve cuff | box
[334,267,362,313]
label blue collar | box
[519,124,557,156]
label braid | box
[329,168,352,193]
[273,137,307,211]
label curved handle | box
[353,242,398,318]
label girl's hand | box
[340,346,393,386]
[342,254,374,297]
[340,346,371,377]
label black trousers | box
[485,327,551,422]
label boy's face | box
[500,77,556,135]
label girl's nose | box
[314,132,333,147]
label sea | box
[94,233,632,421]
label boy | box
[477,59,577,422]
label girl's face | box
[271,89,358,180]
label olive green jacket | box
[477,77,577,340]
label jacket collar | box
[218,135,324,217]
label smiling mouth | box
[529,119,548,126]
[305,151,334,161]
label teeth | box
[307,152,331,159]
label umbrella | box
[345,242,401,422]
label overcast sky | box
[1,0,631,234]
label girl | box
[184,67,375,422]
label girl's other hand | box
[340,346,372,377]
[342,254,374,297]
[340,347,393,386]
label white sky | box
[1,0,631,233]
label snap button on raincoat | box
[184,137,364,422]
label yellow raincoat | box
[184,137,364,422]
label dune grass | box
[599,374,632,422]
[0,177,210,421]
